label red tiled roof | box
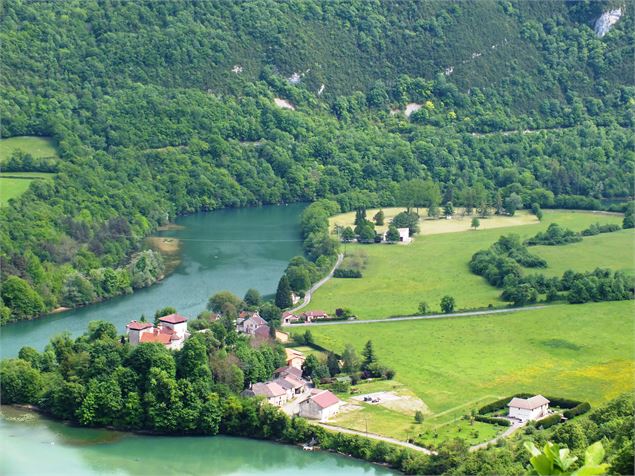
[311,390,340,409]
[158,313,188,324]
[127,321,153,331]
[140,331,172,345]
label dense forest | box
[1,0,634,321]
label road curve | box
[289,253,344,314]
[317,423,436,455]
[283,305,547,328]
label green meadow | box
[298,301,634,442]
[0,136,58,162]
[307,210,629,319]
[0,172,54,206]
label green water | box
[1,204,305,357]
[0,407,394,475]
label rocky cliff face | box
[594,8,623,37]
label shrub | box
[474,415,512,426]
[563,402,591,419]
[535,413,562,429]
[334,268,362,278]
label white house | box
[507,395,550,421]
[397,227,411,244]
[242,381,288,406]
[299,390,342,421]
[237,312,267,335]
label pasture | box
[0,136,58,162]
[309,210,628,319]
[299,301,635,444]
[0,172,54,206]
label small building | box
[237,312,267,335]
[302,310,329,322]
[274,365,303,380]
[282,311,300,325]
[299,390,342,421]
[285,348,305,369]
[508,395,550,422]
[126,313,190,351]
[397,227,411,244]
[274,374,307,398]
[242,381,288,407]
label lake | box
[1,204,306,357]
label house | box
[274,374,307,398]
[242,381,288,406]
[299,389,342,421]
[253,324,272,341]
[291,292,301,305]
[285,348,306,369]
[397,227,412,244]
[302,310,329,322]
[282,311,300,325]
[237,312,267,335]
[126,313,190,350]
[508,395,550,421]
[274,365,303,380]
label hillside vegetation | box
[0,0,633,321]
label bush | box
[334,268,362,278]
[474,415,512,426]
[535,413,562,429]
[581,223,621,236]
[563,402,591,419]
[541,396,583,409]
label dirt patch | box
[404,103,422,117]
[274,98,295,110]
[352,391,430,416]
[146,236,182,275]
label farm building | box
[299,390,342,421]
[507,395,550,421]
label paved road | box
[283,305,547,328]
[317,423,436,455]
[289,253,344,314]
[469,420,527,452]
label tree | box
[373,210,385,226]
[207,291,242,313]
[301,354,320,378]
[531,203,543,221]
[1,276,45,320]
[341,226,355,242]
[525,441,608,476]
[414,410,424,423]
[361,340,377,371]
[154,306,177,325]
[440,295,455,313]
[504,193,523,216]
[444,202,454,217]
[303,330,314,345]
[326,352,340,377]
[341,344,360,373]
[357,223,376,243]
[243,288,261,307]
[0,358,42,404]
[418,301,430,314]
[392,211,420,235]
[275,275,292,309]
[623,202,634,229]
[385,225,400,243]
[471,217,480,230]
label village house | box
[126,313,190,350]
[301,310,329,322]
[299,389,342,421]
[282,311,300,325]
[508,395,550,422]
[236,311,270,337]
[274,365,303,380]
[285,348,305,369]
[274,373,307,398]
[242,381,288,406]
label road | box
[289,253,344,314]
[317,423,436,455]
[469,420,527,452]
[283,305,547,328]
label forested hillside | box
[0,0,633,322]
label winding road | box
[289,253,344,314]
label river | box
[0,204,396,475]
[1,204,306,358]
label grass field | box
[297,301,635,443]
[0,136,58,162]
[309,210,629,319]
[0,172,54,206]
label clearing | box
[311,210,628,319]
[0,136,59,162]
[0,172,54,206]
[298,300,634,446]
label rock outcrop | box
[594,8,622,37]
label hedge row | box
[542,396,583,409]
[563,402,592,419]
[535,413,562,429]
[474,415,512,426]
[477,393,533,415]
[333,268,362,278]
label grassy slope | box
[302,300,634,420]
[0,172,54,206]
[309,210,629,319]
[0,136,58,162]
